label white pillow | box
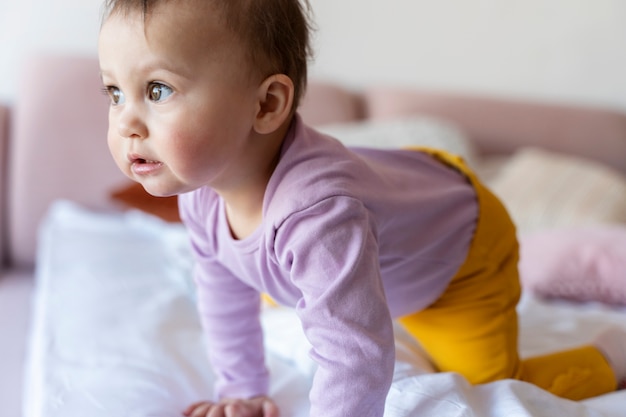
[28,200,209,416]
[318,117,479,169]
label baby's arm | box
[275,196,396,417]
[183,396,279,417]
[179,193,271,407]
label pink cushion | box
[519,226,626,306]
[0,105,9,266]
[364,87,626,176]
[299,81,365,127]
[8,54,127,267]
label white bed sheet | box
[23,200,626,417]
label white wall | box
[309,0,626,110]
[1,0,626,110]
[0,0,103,104]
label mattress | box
[23,200,626,416]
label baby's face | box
[98,2,262,197]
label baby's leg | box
[398,242,618,400]
[402,148,618,399]
[398,244,523,384]
[519,344,616,400]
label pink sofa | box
[1,53,626,416]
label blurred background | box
[1,0,626,109]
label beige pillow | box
[488,148,626,233]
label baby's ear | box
[254,74,294,134]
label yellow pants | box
[398,147,617,400]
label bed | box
[1,53,626,417]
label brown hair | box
[102,0,314,110]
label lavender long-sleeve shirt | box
[178,114,478,417]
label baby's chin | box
[134,179,180,198]
[144,187,180,198]
[136,173,206,197]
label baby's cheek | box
[164,139,199,174]
[106,137,130,177]
[169,130,206,159]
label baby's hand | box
[182,396,279,417]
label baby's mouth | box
[129,155,163,175]
[134,158,159,164]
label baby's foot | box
[593,327,626,388]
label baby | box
[97,1,626,416]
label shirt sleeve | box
[178,192,269,400]
[273,196,395,417]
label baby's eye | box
[102,86,125,105]
[148,83,173,102]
